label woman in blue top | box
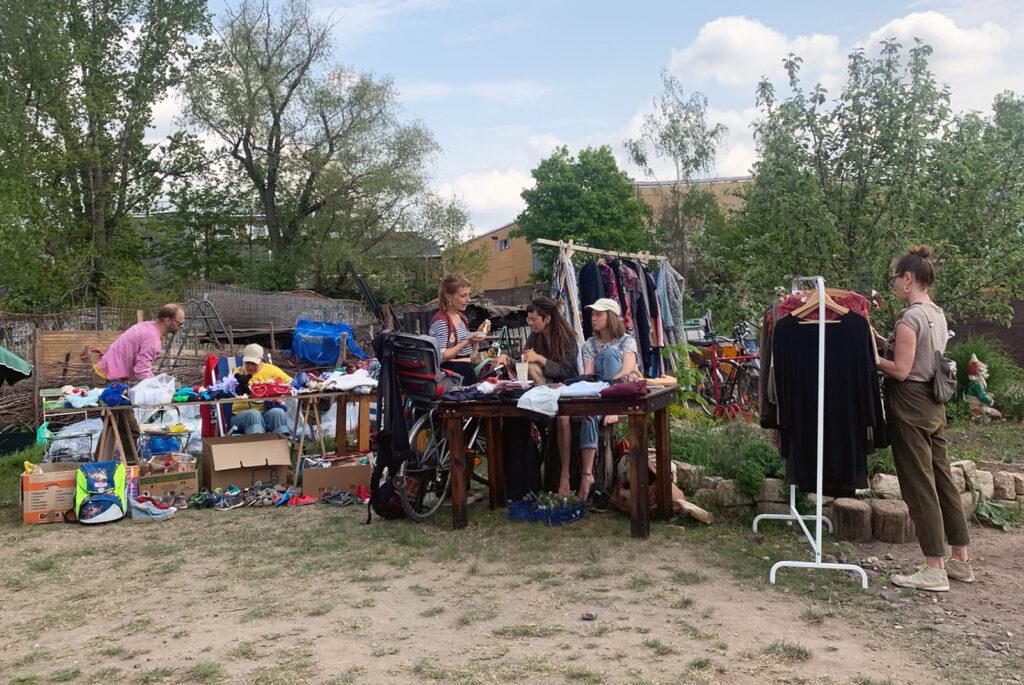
[578,298,638,500]
[429,273,489,384]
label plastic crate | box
[538,501,585,526]
[508,494,537,522]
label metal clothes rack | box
[751,275,868,589]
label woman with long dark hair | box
[876,246,972,592]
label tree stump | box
[832,498,872,542]
[870,499,916,544]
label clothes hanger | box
[790,289,849,320]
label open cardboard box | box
[21,462,79,524]
[301,456,372,499]
[202,434,291,491]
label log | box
[832,497,872,542]
[871,499,916,544]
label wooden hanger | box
[790,289,849,320]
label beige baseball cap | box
[585,298,621,316]
[242,343,264,364]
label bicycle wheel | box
[398,411,450,521]
[696,363,724,416]
[465,418,489,487]
[737,362,759,411]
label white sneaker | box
[891,565,949,592]
[945,558,975,583]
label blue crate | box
[539,501,585,526]
[507,495,537,522]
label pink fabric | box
[776,291,871,321]
[95,321,162,382]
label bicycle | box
[397,405,489,521]
[691,321,760,420]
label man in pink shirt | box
[95,304,184,382]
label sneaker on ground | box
[129,497,176,522]
[891,565,949,592]
[945,558,975,583]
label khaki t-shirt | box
[886,302,947,382]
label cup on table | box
[516,362,530,382]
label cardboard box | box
[20,462,79,525]
[138,469,198,501]
[202,434,291,491]
[301,459,372,499]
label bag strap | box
[912,303,941,354]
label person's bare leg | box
[950,545,970,562]
[579,448,596,501]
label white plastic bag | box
[129,374,176,405]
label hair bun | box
[908,244,932,259]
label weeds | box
[762,640,811,662]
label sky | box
[187,0,1024,234]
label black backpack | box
[367,332,414,522]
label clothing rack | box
[534,238,666,265]
[752,275,869,589]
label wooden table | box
[439,385,677,538]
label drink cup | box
[516,362,529,382]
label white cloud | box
[669,16,844,95]
[400,79,557,104]
[526,133,565,158]
[436,168,533,231]
[322,0,477,45]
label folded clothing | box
[599,379,649,398]
[249,381,293,398]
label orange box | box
[20,462,79,525]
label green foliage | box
[662,342,706,406]
[973,499,1024,530]
[513,145,657,271]
[669,420,776,487]
[706,39,1024,327]
[734,440,785,497]
[867,448,896,478]
[947,335,1024,419]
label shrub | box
[947,335,1024,419]
[670,419,778,493]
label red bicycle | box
[690,321,760,420]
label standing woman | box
[876,246,972,592]
[430,273,488,384]
[577,298,638,501]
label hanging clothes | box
[551,248,585,373]
[599,261,619,305]
[578,258,605,340]
[656,261,685,346]
[772,310,884,496]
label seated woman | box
[429,273,489,384]
[579,298,638,501]
[496,298,580,497]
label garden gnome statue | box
[965,353,1002,423]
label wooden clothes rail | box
[534,238,667,265]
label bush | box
[670,419,778,494]
[947,335,1024,419]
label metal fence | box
[0,308,143,360]
[184,283,372,332]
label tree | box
[0,0,210,307]
[424,196,490,284]
[184,0,438,291]
[625,70,728,284]
[513,145,655,272]
[714,39,1024,323]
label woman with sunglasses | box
[875,246,972,592]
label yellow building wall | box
[464,224,535,292]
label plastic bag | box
[129,374,176,406]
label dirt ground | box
[0,500,1021,685]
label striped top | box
[429,313,473,358]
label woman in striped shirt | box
[429,273,489,384]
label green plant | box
[973,499,1023,530]
[662,342,707,406]
[947,335,1024,419]
[734,440,785,497]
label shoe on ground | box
[945,558,975,583]
[130,497,176,522]
[891,565,949,592]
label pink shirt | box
[96,321,163,382]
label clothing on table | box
[772,311,882,496]
[516,385,566,417]
[885,379,970,557]
[94,320,162,383]
[232,363,292,415]
[885,302,948,382]
[429,310,473,359]
[524,331,580,382]
[578,258,605,340]
[560,380,609,397]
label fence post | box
[32,328,41,425]
[136,309,143,324]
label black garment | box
[623,259,653,377]
[441,360,477,385]
[607,257,626,317]
[503,418,542,501]
[772,312,882,495]
[758,306,779,429]
[369,332,414,485]
[578,258,605,340]
[524,331,580,382]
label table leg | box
[448,417,468,530]
[96,411,114,461]
[292,399,312,487]
[484,417,505,509]
[628,412,650,539]
[357,395,371,452]
[653,406,672,519]
[312,401,328,458]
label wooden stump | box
[871,499,916,544]
[832,497,872,542]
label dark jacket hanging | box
[578,258,605,340]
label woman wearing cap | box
[230,343,293,434]
[429,273,490,384]
[576,298,638,500]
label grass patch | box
[409,584,434,596]
[87,668,122,683]
[354,598,375,608]
[135,667,177,684]
[671,569,707,585]
[688,656,712,670]
[419,606,445,617]
[762,639,812,662]
[47,668,81,682]
[229,642,261,660]
[491,624,562,637]
[678,621,718,641]
[412,654,606,684]
[96,645,143,660]
[852,678,895,685]
[574,565,607,580]
[800,607,833,624]
[185,662,223,683]
[642,638,676,655]
[239,604,280,623]
[454,604,498,627]
[307,603,332,617]
[370,646,399,657]
[628,572,654,591]
[10,650,50,667]
[324,666,367,685]
[671,596,695,609]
